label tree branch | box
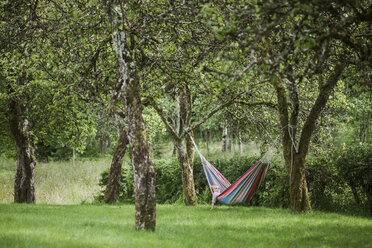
[234,100,277,109]
[299,61,347,157]
[182,91,245,137]
[149,97,180,141]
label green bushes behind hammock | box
[96,144,371,215]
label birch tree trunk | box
[104,127,129,203]
[106,1,156,230]
[238,128,243,154]
[221,126,227,152]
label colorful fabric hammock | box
[201,156,269,205]
[189,134,270,205]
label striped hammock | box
[201,155,270,205]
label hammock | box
[191,137,271,205]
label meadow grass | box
[0,158,111,204]
[0,204,371,248]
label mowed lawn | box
[0,204,371,248]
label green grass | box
[0,204,371,248]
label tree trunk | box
[104,128,129,203]
[226,126,232,152]
[222,126,227,152]
[238,128,243,154]
[176,86,197,205]
[107,2,156,231]
[289,154,311,212]
[274,62,346,213]
[100,135,105,154]
[174,138,197,205]
[8,80,36,204]
[127,87,156,230]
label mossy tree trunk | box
[104,127,129,204]
[7,75,36,204]
[106,1,156,231]
[174,86,197,205]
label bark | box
[360,111,370,143]
[100,135,105,154]
[222,126,227,152]
[289,154,311,212]
[8,77,36,204]
[274,62,346,212]
[174,137,197,205]
[127,85,156,230]
[104,127,129,203]
[226,126,232,152]
[238,128,243,154]
[177,86,197,205]
[107,2,156,231]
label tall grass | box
[0,204,371,248]
[0,158,111,204]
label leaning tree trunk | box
[8,84,36,203]
[107,1,156,231]
[104,127,129,203]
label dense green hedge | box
[97,144,371,214]
[96,155,289,206]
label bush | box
[332,144,372,214]
[97,145,371,215]
[96,155,289,207]
[305,144,372,215]
[96,158,182,204]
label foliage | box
[333,144,372,213]
[305,144,372,214]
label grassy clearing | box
[0,158,111,204]
[0,204,371,248]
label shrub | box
[96,155,289,206]
[332,144,372,214]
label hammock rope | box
[188,134,271,205]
